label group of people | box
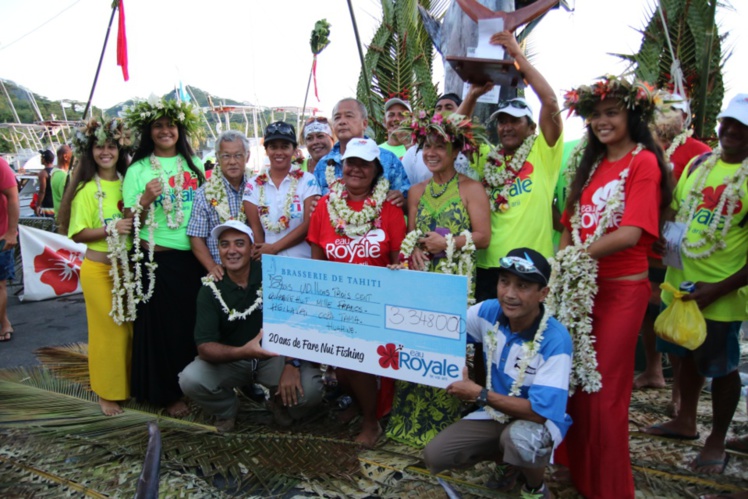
[29,29,745,499]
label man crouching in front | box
[179,220,324,432]
[423,248,572,499]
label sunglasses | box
[265,123,294,136]
[305,116,329,125]
[499,255,547,284]
[498,100,530,110]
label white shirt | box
[401,147,479,185]
[243,168,321,259]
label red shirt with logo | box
[561,149,661,279]
[307,196,406,266]
[671,137,712,181]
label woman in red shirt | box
[554,76,672,499]
[307,137,406,447]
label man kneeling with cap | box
[423,248,572,498]
[179,220,324,432]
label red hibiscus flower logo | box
[33,247,83,295]
[377,343,401,370]
[517,162,534,180]
[697,185,744,215]
[169,172,198,191]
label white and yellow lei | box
[255,167,304,233]
[482,135,537,212]
[675,148,748,260]
[483,306,550,423]
[201,276,263,321]
[664,129,693,165]
[325,162,389,237]
[546,144,643,394]
[203,167,246,224]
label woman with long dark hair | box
[36,149,56,217]
[122,97,205,417]
[57,118,134,415]
[552,76,672,498]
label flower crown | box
[122,94,202,136]
[563,75,659,121]
[71,118,133,156]
[399,110,486,154]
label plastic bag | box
[654,282,707,350]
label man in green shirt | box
[378,97,411,160]
[51,144,72,216]
[178,220,324,432]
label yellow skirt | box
[80,258,132,401]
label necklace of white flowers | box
[130,193,158,304]
[203,167,246,224]
[664,129,693,165]
[94,174,137,324]
[675,148,748,259]
[325,162,390,237]
[399,229,476,304]
[149,153,185,229]
[201,276,263,321]
[256,167,303,233]
[547,144,643,394]
[483,306,551,423]
[482,135,537,212]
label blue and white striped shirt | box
[465,300,573,447]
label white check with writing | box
[261,255,469,388]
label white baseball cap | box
[489,97,534,122]
[341,138,380,162]
[669,93,690,113]
[211,220,255,243]
[384,98,411,113]
[718,93,748,127]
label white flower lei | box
[203,167,246,224]
[483,307,551,422]
[201,276,262,321]
[664,129,693,165]
[256,167,303,233]
[149,153,185,229]
[547,144,643,394]
[483,135,537,212]
[325,162,390,237]
[93,174,139,325]
[130,193,158,304]
[675,148,748,259]
[399,229,476,305]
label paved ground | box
[0,283,87,369]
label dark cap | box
[498,247,551,286]
[263,121,297,147]
[436,93,463,107]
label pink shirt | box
[0,158,17,237]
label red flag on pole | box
[116,0,129,81]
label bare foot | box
[641,420,698,440]
[99,397,123,416]
[166,400,190,418]
[633,371,666,389]
[354,421,383,449]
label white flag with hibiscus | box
[18,225,87,301]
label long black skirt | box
[130,249,203,406]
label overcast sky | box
[1,0,746,140]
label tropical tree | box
[356,0,448,142]
[616,0,729,139]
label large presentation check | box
[261,255,469,388]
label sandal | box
[0,330,13,342]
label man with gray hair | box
[313,97,410,207]
[188,130,250,280]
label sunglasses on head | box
[499,255,547,284]
[266,123,294,135]
[498,100,530,111]
[305,116,329,125]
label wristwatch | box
[476,388,489,408]
[285,358,302,368]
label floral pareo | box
[386,177,472,448]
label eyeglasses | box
[499,255,547,284]
[219,153,246,162]
[265,123,294,136]
[498,100,530,110]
